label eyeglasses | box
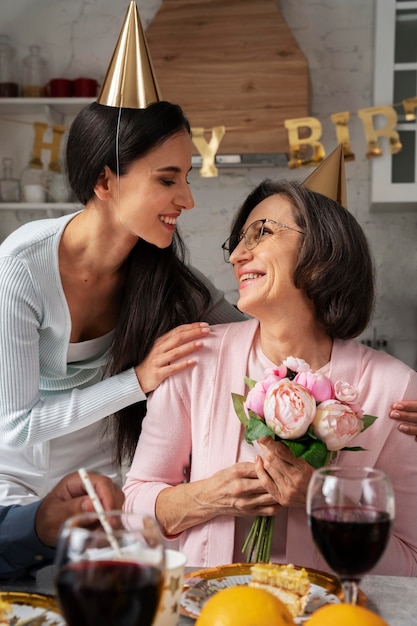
[221,218,305,263]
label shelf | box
[0,97,94,117]
[0,202,80,211]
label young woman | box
[0,101,243,505]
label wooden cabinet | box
[372,0,417,210]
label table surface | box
[1,566,416,626]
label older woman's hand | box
[255,437,314,508]
[155,461,281,536]
[390,400,417,439]
[200,462,281,518]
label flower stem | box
[242,515,274,563]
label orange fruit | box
[195,585,295,626]
[305,603,389,626]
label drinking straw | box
[78,467,121,554]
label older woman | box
[124,177,417,575]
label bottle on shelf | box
[0,157,21,202]
[0,34,19,97]
[22,45,48,97]
[20,157,47,203]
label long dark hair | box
[66,101,211,465]
[66,101,192,204]
[228,179,375,339]
[108,236,210,465]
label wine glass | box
[55,510,165,626]
[306,466,395,604]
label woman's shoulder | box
[333,338,417,382]
[161,318,258,392]
[208,317,259,345]
[0,212,78,259]
[210,317,258,334]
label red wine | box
[309,506,392,579]
[56,560,163,626]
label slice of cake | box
[0,596,11,626]
[249,562,310,618]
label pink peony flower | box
[313,399,363,450]
[264,365,288,380]
[244,380,269,417]
[263,380,316,439]
[282,356,311,373]
[293,370,334,403]
[244,369,289,417]
[334,380,360,404]
[348,402,364,419]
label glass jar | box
[0,157,21,201]
[21,162,46,203]
[0,34,19,97]
[22,45,48,97]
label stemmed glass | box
[306,466,395,604]
[54,510,165,626]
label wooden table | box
[1,567,416,625]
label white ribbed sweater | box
[0,212,243,503]
[0,212,143,448]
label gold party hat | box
[97,1,161,108]
[303,144,347,208]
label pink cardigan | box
[124,319,417,574]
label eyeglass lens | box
[222,220,266,262]
[244,220,266,250]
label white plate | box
[181,563,366,622]
[0,592,65,625]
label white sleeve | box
[0,256,145,448]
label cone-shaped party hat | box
[303,144,347,208]
[97,1,161,108]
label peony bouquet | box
[232,356,378,562]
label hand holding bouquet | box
[232,356,377,562]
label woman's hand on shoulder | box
[134,322,210,394]
[390,400,417,439]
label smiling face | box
[229,194,306,320]
[104,130,194,248]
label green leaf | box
[306,425,319,440]
[282,439,308,457]
[232,393,249,427]
[301,440,330,468]
[361,414,378,432]
[245,414,275,443]
[282,438,329,469]
[244,376,257,390]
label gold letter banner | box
[191,126,226,177]
[284,117,325,169]
[357,105,402,158]
[2,95,416,175]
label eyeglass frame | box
[221,218,305,263]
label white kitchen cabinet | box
[372,0,417,210]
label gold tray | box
[0,591,65,625]
[181,562,366,622]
